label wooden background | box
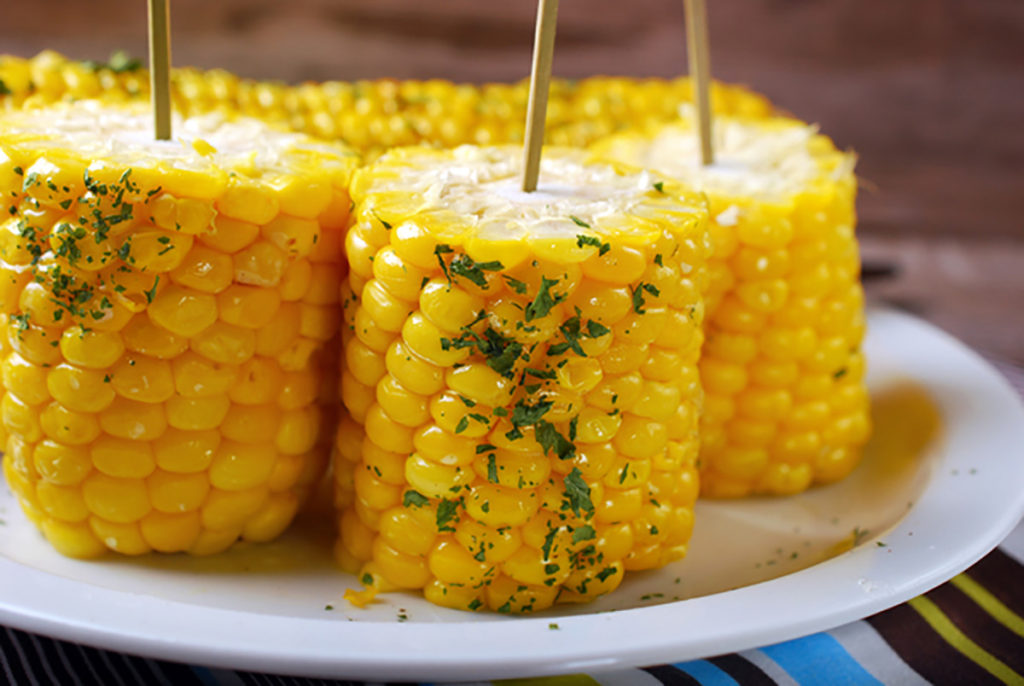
[3,0,1022,363]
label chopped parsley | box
[403,490,429,508]
[630,282,660,314]
[576,234,611,256]
[83,50,143,73]
[563,468,594,517]
[524,276,565,322]
[569,215,590,228]
[572,525,596,543]
[503,275,528,294]
[144,276,159,304]
[436,498,460,532]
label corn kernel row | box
[0,51,774,157]
[0,101,357,557]
[591,116,870,496]
[335,146,711,612]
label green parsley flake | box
[563,468,594,517]
[572,525,596,543]
[403,490,429,508]
[449,255,503,288]
[436,498,460,532]
[575,233,611,256]
[525,276,565,322]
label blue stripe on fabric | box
[673,659,741,686]
[759,633,884,686]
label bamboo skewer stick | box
[522,0,560,192]
[684,0,713,165]
[148,0,172,140]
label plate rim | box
[2,306,1023,682]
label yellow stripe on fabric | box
[951,573,1024,639]
[497,675,601,686]
[908,595,1023,685]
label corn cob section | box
[0,101,357,557]
[336,146,710,612]
[591,117,869,497]
[1,51,774,157]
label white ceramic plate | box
[1,308,1023,682]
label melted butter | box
[595,114,855,201]
[0,100,350,176]
[827,382,942,557]
[371,146,663,238]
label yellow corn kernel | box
[91,436,156,479]
[3,352,51,406]
[139,511,202,552]
[190,321,256,366]
[33,440,92,485]
[385,340,444,396]
[99,396,167,441]
[376,375,430,428]
[109,355,175,403]
[216,181,280,225]
[147,284,218,337]
[82,472,151,524]
[153,428,219,473]
[39,402,101,445]
[200,486,269,531]
[59,326,124,369]
[208,440,277,491]
[233,241,287,287]
[216,284,281,330]
[120,316,189,359]
[200,216,260,254]
[445,363,512,408]
[165,393,231,430]
[170,246,234,293]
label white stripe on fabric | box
[26,633,63,686]
[593,668,667,686]
[96,648,129,686]
[71,642,107,686]
[0,633,17,686]
[4,627,40,686]
[115,651,148,685]
[829,621,930,686]
[739,649,800,686]
[143,658,174,686]
[52,641,86,686]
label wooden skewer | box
[522,0,560,192]
[684,0,713,165]
[148,0,172,140]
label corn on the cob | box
[335,145,710,612]
[1,51,775,157]
[0,101,357,557]
[591,116,869,497]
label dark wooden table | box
[3,0,1022,363]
